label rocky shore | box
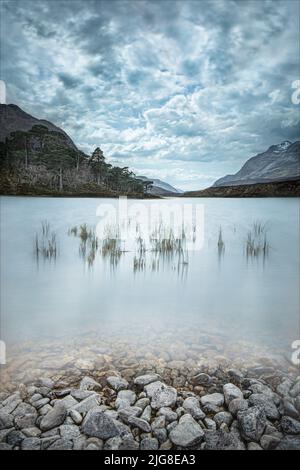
[1,366,300,450]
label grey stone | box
[69,409,82,424]
[79,376,101,391]
[39,404,52,416]
[200,392,224,410]
[60,424,81,440]
[135,398,150,410]
[228,398,248,416]
[15,413,37,429]
[205,429,246,450]
[192,373,211,385]
[276,379,293,397]
[169,414,204,448]
[71,390,96,401]
[128,416,151,433]
[134,374,159,387]
[214,411,233,428]
[150,383,177,409]
[276,435,300,450]
[40,403,67,431]
[140,405,152,422]
[289,381,300,398]
[281,416,300,435]
[21,437,41,450]
[248,393,280,420]
[36,378,54,389]
[1,393,22,414]
[53,395,78,410]
[237,406,266,442]
[157,407,177,422]
[48,438,73,450]
[0,411,14,429]
[260,434,281,450]
[248,442,263,450]
[144,381,165,398]
[0,443,12,450]
[71,394,101,414]
[223,383,243,405]
[115,390,136,409]
[107,376,128,391]
[183,397,205,420]
[140,437,159,450]
[118,436,139,450]
[104,436,123,450]
[6,430,25,446]
[204,418,217,430]
[82,407,119,439]
[22,427,41,438]
[118,406,142,424]
[282,399,299,419]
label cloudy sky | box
[1,0,299,189]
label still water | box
[0,196,299,362]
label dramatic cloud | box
[1,0,299,189]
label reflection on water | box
[0,196,299,371]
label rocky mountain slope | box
[137,176,183,196]
[214,141,300,187]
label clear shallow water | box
[0,196,299,360]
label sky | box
[1,0,299,190]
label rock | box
[214,411,233,428]
[295,396,300,413]
[69,409,82,425]
[115,390,136,409]
[204,418,217,430]
[169,414,204,448]
[144,381,164,398]
[134,374,159,387]
[200,392,224,411]
[157,407,177,422]
[237,406,266,442]
[54,395,78,410]
[71,390,96,401]
[280,416,300,435]
[6,430,25,446]
[228,398,248,416]
[289,381,300,398]
[248,394,280,420]
[107,376,128,391]
[276,379,293,397]
[260,434,281,450]
[1,393,22,414]
[192,373,211,385]
[223,383,243,405]
[204,429,246,450]
[40,403,67,431]
[15,413,37,429]
[82,407,119,439]
[22,427,41,438]
[71,394,101,414]
[79,376,101,391]
[48,438,73,450]
[276,435,300,450]
[228,369,244,382]
[0,443,12,450]
[140,437,159,450]
[150,383,177,410]
[183,397,205,420]
[128,416,151,433]
[60,424,81,440]
[282,399,299,419]
[118,406,142,424]
[248,442,263,450]
[135,398,150,410]
[153,428,167,443]
[0,411,14,429]
[21,437,41,450]
[118,436,139,450]
[39,404,52,416]
[36,378,54,389]
[140,405,152,422]
[104,436,123,450]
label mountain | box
[0,104,76,149]
[137,176,183,196]
[0,104,151,197]
[214,141,300,187]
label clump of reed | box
[245,220,270,259]
[217,226,225,257]
[35,220,58,260]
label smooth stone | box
[71,394,101,414]
[118,436,139,450]
[205,429,246,450]
[22,427,41,438]
[282,399,299,419]
[200,393,224,408]
[115,390,136,409]
[134,374,159,387]
[289,381,300,398]
[48,438,73,450]
[192,373,211,385]
[0,411,14,429]
[135,398,150,410]
[260,434,281,450]
[247,442,263,450]
[6,430,25,446]
[140,405,152,422]
[276,435,300,450]
[15,413,37,429]
[119,406,142,424]
[182,397,205,420]
[157,407,177,422]
[60,424,81,440]
[21,437,41,450]
[169,414,204,448]
[71,390,96,401]
[223,383,243,405]
[204,418,217,430]
[40,403,67,431]
[237,406,266,442]
[276,379,293,397]
[150,383,177,410]
[69,409,82,425]
[79,376,101,391]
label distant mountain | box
[214,141,300,187]
[137,176,183,196]
[0,104,76,149]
